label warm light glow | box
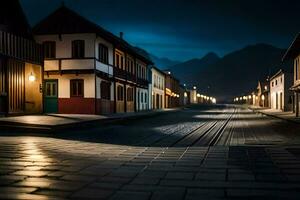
[212,98,216,104]
[193,86,197,90]
[264,86,267,90]
[262,95,265,101]
[240,97,242,100]
[197,93,201,97]
[248,95,251,99]
[29,73,36,82]
[184,92,187,97]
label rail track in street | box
[143,107,237,147]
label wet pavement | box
[1,105,300,199]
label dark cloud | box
[20,0,300,61]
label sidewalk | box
[249,106,300,124]
[0,108,180,133]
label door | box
[44,80,58,113]
[156,94,160,109]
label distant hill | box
[168,52,220,81]
[149,54,180,68]
[168,44,292,102]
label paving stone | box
[228,173,255,181]
[109,191,151,200]
[195,172,226,181]
[71,188,114,199]
[165,172,194,180]
[131,177,160,185]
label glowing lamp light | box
[197,93,200,97]
[184,92,187,97]
[212,98,216,104]
[248,95,251,99]
[261,95,265,101]
[29,73,36,82]
[193,86,197,90]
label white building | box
[34,6,152,114]
[151,66,165,109]
[270,69,293,111]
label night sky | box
[21,0,300,61]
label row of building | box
[234,32,300,117]
[0,1,195,116]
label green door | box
[44,80,58,113]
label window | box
[127,57,134,74]
[115,51,125,70]
[144,93,147,103]
[272,81,274,87]
[99,44,108,64]
[275,80,277,85]
[43,41,56,59]
[296,58,299,80]
[70,79,84,97]
[141,92,143,103]
[127,87,134,101]
[101,81,111,100]
[117,85,124,101]
[72,40,85,58]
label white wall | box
[270,74,284,110]
[45,74,95,98]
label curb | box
[249,107,300,125]
[0,108,180,134]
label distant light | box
[264,86,267,90]
[193,86,197,90]
[248,95,251,99]
[168,71,171,75]
[262,95,265,101]
[184,92,187,97]
[197,93,201,97]
[212,98,216,104]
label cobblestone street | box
[1,105,300,199]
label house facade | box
[283,33,300,117]
[269,70,293,111]
[0,0,43,116]
[33,6,151,114]
[164,70,180,108]
[256,79,270,108]
[151,66,165,110]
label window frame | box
[98,43,109,64]
[43,41,56,59]
[72,40,85,59]
[70,79,84,97]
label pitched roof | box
[282,32,300,61]
[33,6,152,64]
[0,0,32,39]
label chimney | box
[120,32,124,39]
